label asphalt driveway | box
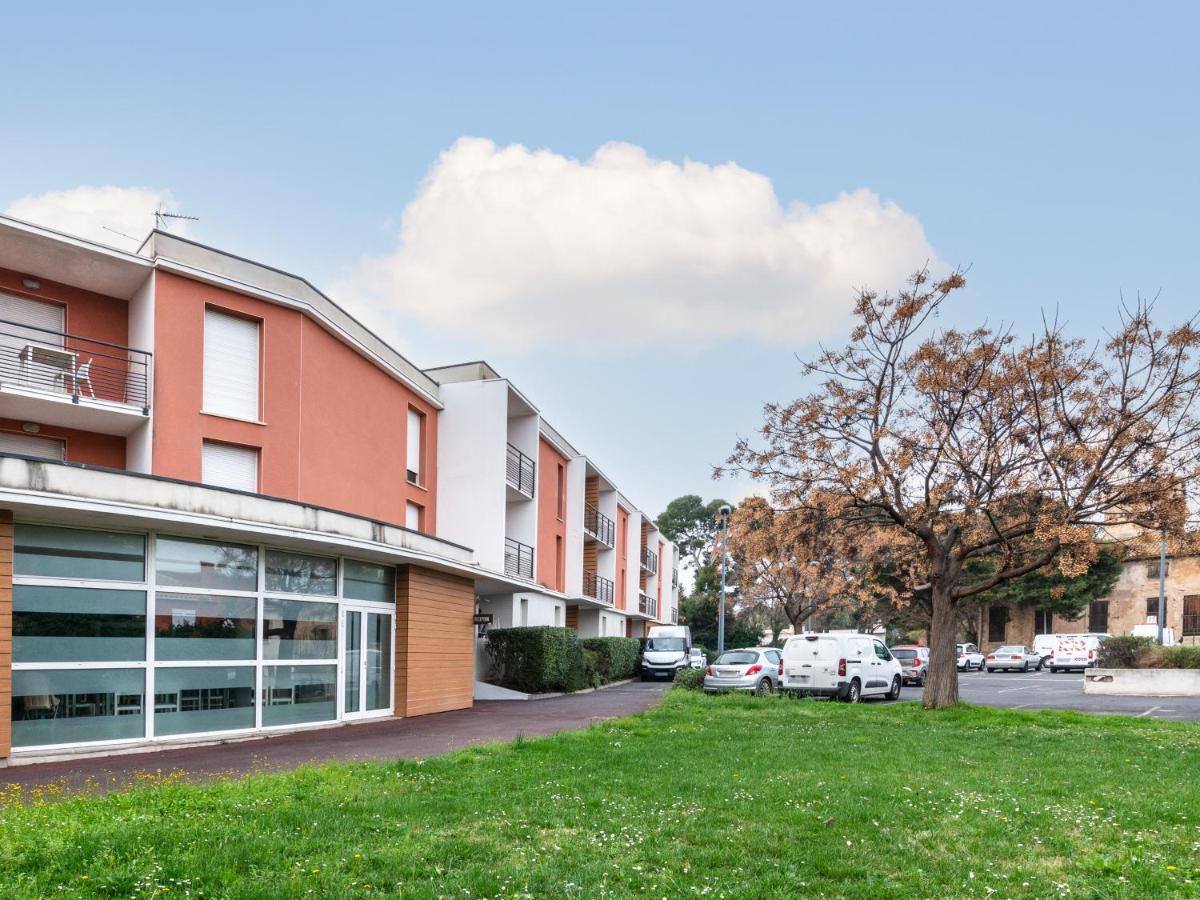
[900,668,1200,721]
[1,681,670,797]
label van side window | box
[873,641,891,661]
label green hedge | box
[581,637,641,682]
[673,667,706,691]
[486,627,587,693]
[1098,636,1200,670]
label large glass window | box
[155,593,256,660]
[11,669,145,748]
[154,666,256,736]
[343,559,395,604]
[262,665,337,726]
[263,598,337,660]
[156,536,258,591]
[265,550,336,596]
[13,586,146,662]
[14,525,145,581]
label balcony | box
[640,546,658,575]
[0,319,151,435]
[582,503,615,548]
[671,568,679,590]
[505,443,535,500]
[504,536,534,579]
[583,571,615,606]
[639,591,657,618]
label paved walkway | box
[1,682,669,797]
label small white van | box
[780,632,903,703]
[640,625,693,680]
[1049,633,1108,673]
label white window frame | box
[10,526,397,755]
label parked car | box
[1049,633,1108,673]
[890,645,931,685]
[703,648,782,695]
[780,632,903,703]
[956,643,986,671]
[688,647,706,668]
[640,625,693,680]
[986,645,1043,672]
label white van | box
[1033,633,1060,663]
[1049,633,1108,673]
[780,632,903,703]
[640,625,693,680]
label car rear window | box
[891,648,918,659]
[714,651,758,665]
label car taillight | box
[778,662,784,676]
[1088,649,1094,659]
[987,655,995,660]
[745,664,763,676]
[1010,655,1021,660]
[706,666,713,676]
[837,658,846,677]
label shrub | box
[1097,635,1156,669]
[673,667,706,691]
[486,626,586,693]
[1157,646,1200,669]
[582,648,603,689]
[580,637,641,682]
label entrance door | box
[342,607,393,719]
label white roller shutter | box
[0,293,65,351]
[202,441,259,492]
[0,431,65,460]
[203,309,260,420]
[406,408,422,483]
[406,501,421,530]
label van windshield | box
[645,638,685,652]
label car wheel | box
[1022,662,1029,672]
[886,675,902,701]
[986,667,994,673]
[754,678,772,696]
[842,679,861,704]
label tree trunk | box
[923,582,960,709]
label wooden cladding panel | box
[0,511,12,759]
[584,477,599,508]
[394,565,475,718]
[565,605,579,630]
[583,541,598,572]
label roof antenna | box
[154,209,200,231]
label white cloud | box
[339,137,938,351]
[4,185,187,249]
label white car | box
[956,643,986,671]
[687,647,706,669]
[780,633,903,703]
[985,645,1044,672]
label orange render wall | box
[616,506,629,610]
[150,271,438,527]
[0,267,130,349]
[0,418,124,468]
[536,436,568,591]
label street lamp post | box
[718,504,731,654]
[1157,526,1167,645]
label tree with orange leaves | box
[725,268,1200,708]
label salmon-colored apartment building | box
[0,216,679,763]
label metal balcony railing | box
[672,569,679,590]
[0,318,151,412]
[639,592,657,618]
[582,503,615,548]
[505,443,536,498]
[504,537,534,579]
[640,546,658,575]
[583,571,614,605]
[668,606,677,623]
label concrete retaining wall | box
[1083,668,1200,697]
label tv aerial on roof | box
[154,209,200,231]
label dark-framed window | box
[1033,609,1053,634]
[1147,560,1169,580]
[1146,596,1162,623]
[1088,600,1110,634]
[988,605,1008,642]
[1183,595,1200,637]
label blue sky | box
[2,2,1198,516]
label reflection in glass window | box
[154,666,256,736]
[263,598,337,659]
[156,536,258,591]
[265,550,337,596]
[343,559,395,604]
[13,586,146,662]
[14,525,145,581]
[154,593,256,660]
[11,668,145,748]
[261,665,337,726]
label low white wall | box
[1084,668,1200,697]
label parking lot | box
[899,668,1200,721]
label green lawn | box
[2,694,1199,898]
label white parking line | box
[1136,706,1162,718]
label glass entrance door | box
[342,607,392,718]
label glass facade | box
[9,529,396,752]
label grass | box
[1,694,1199,898]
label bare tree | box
[725,269,1200,707]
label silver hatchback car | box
[703,648,782,695]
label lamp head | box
[719,504,731,519]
